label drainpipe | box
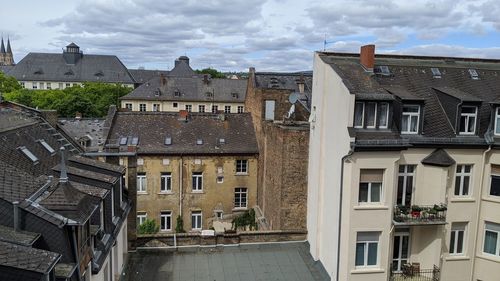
[179,157,183,216]
[13,201,20,231]
[336,148,354,281]
[470,144,492,280]
[71,226,82,281]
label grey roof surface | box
[7,52,134,84]
[107,112,259,155]
[128,69,169,84]
[255,72,313,93]
[0,225,40,246]
[123,242,329,281]
[0,106,39,132]
[69,155,126,173]
[319,52,500,146]
[421,149,456,167]
[0,65,13,73]
[0,240,60,274]
[58,118,105,151]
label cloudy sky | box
[2,0,500,72]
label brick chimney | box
[360,44,375,71]
[203,74,210,85]
[160,73,167,86]
[178,110,189,121]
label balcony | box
[390,264,440,281]
[393,204,447,226]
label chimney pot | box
[178,110,189,121]
[360,44,375,71]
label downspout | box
[71,226,82,281]
[179,157,183,216]
[470,144,492,279]
[336,148,354,281]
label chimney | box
[360,44,375,71]
[59,147,68,183]
[297,73,305,94]
[160,73,167,86]
[178,110,189,121]
[13,201,20,231]
[203,74,209,85]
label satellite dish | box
[288,92,299,104]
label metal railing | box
[391,264,440,281]
[393,204,447,225]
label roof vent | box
[431,68,441,78]
[231,93,238,99]
[468,69,479,80]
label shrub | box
[138,219,159,234]
[175,215,185,233]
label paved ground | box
[122,242,329,281]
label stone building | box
[119,56,247,113]
[245,68,312,230]
[102,109,258,245]
[0,37,14,66]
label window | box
[236,160,248,174]
[139,104,146,112]
[199,105,205,113]
[39,82,44,90]
[234,187,248,208]
[237,106,244,113]
[359,169,383,203]
[137,212,147,226]
[153,104,160,112]
[450,223,466,255]
[173,102,178,108]
[265,100,275,120]
[484,222,500,256]
[192,172,203,191]
[19,146,38,163]
[185,105,192,112]
[32,83,38,89]
[137,173,147,193]
[20,82,25,88]
[174,90,181,97]
[217,176,224,183]
[490,175,500,196]
[160,211,172,231]
[125,103,132,110]
[164,137,172,146]
[65,83,71,88]
[431,67,441,78]
[38,139,55,154]
[131,137,139,145]
[58,83,63,89]
[224,106,231,113]
[212,105,218,113]
[495,108,500,135]
[365,102,376,128]
[46,83,52,90]
[355,232,379,267]
[160,172,172,193]
[215,211,223,219]
[379,103,389,129]
[354,102,364,128]
[354,102,389,129]
[191,211,202,230]
[402,105,420,134]
[119,137,128,145]
[196,139,203,145]
[397,165,415,206]
[469,69,479,80]
[459,106,477,135]
[455,165,472,196]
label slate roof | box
[106,112,259,155]
[128,69,169,84]
[255,72,313,93]
[421,149,456,167]
[0,65,13,74]
[319,51,500,147]
[0,225,40,246]
[69,155,126,173]
[58,118,105,152]
[7,52,134,84]
[0,241,60,274]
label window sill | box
[477,254,500,263]
[445,255,470,261]
[449,197,475,203]
[350,268,384,274]
[354,205,388,210]
[158,192,174,195]
[235,173,249,176]
[232,207,248,212]
[160,229,173,232]
[481,196,500,204]
[191,191,204,194]
[137,192,148,195]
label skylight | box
[19,146,39,163]
[431,68,441,78]
[196,139,203,145]
[219,138,226,145]
[374,65,391,76]
[119,137,128,145]
[469,69,479,80]
[165,137,172,145]
[39,139,55,154]
[131,137,139,145]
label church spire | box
[6,37,12,54]
[0,38,5,54]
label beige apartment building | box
[308,45,500,281]
[103,109,258,238]
[119,56,247,113]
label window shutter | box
[360,169,384,182]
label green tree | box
[138,219,159,234]
[0,72,21,93]
[175,215,185,233]
[195,68,226,78]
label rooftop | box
[58,118,105,152]
[0,241,60,274]
[0,225,40,247]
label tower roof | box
[0,38,5,54]
[6,38,12,54]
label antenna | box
[323,34,335,51]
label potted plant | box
[411,205,422,218]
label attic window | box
[38,139,56,154]
[94,71,104,77]
[206,92,213,98]
[19,146,39,163]
[34,69,44,75]
[468,69,479,80]
[196,139,203,145]
[431,68,441,78]
[164,137,172,145]
[219,138,226,145]
[174,90,181,97]
[374,65,391,76]
[119,137,128,145]
[154,89,161,97]
[64,69,74,76]
[232,93,239,99]
[131,137,139,145]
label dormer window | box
[459,106,477,135]
[174,90,181,97]
[494,108,500,135]
[431,68,441,78]
[354,101,389,129]
[401,105,420,134]
[468,69,479,80]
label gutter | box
[336,148,354,281]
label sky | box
[2,0,500,72]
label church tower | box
[0,37,15,66]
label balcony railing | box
[390,264,440,281]
[393,204,447,226]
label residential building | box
[119,56,246,113]
[7,43,135,89]
[0,101,130,281]
[308,45,500,280]
[0,37,14,66]
[245,68,312,230]
[102,109,258,247]
[127,68,169,88]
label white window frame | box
[191,211,202,230]
[212,105,218,113]
[354,102,365,128]
[224,105,231,113]
[450,223,466,255]
[237,106,244,113]
[455,165,472,197]
[160,211,172,231]
[185,104,192,112]
[359,182,382,204]
[236,159,248,174]
[483,222,500,256]
[137,173,147,193]
[160,172,172,193]
[396,165,415,206]
[192,172,203,192]
[365,102,377,129]
[153,103,160,112]
[137,212,147,226]
[495,108,500,136]
[459,106,477,135]
[402,105,420,134]
[199,105,205,113]
[379,102,389,129]
[355,232,379,268]
[125,103,132,110]
[234,187,248,208]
